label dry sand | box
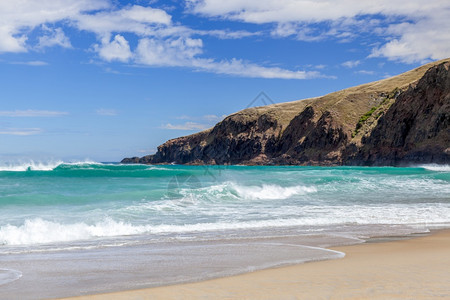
[65,230,450,299]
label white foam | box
[0,218,148,245]
[231,183,316,200]
[0,160,99,171]
[0,218,310,245]
[175,182,317,202]
[146,167,171,171]
[0,269,22,286]
[2,203,450,246]
[420,164,450,172]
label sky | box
[0,0,449,162]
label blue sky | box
[0,0,449,162]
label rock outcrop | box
[345,61,450,165]
[122,59,450,166]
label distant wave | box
[419,164,450,172]
[0,160,100,172]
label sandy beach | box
[65,229,450,300]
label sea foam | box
[231,183,316,200]
[176,182,317,202]
[2,202,450,246]
[420,164,450,172]
[0,269,22,286]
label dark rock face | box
[346,62,450,165]
[122,61,450,166]
[271,107,348,165]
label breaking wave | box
[0,160,99,172]
[2,202,450,246]
[231,183,316,200]
[174,182,317,202]
[420,164,450,172]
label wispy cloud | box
[162,114,226,131]
[202,114,226,122]
[313,64,326,70]
[136,37,321,79]
[176,114,226,122]
[37,26,72,49]
[341,60,361,68]
[0,128,42,135]
[161,122,210,131]
[195,29,261,39]
[355,70,375,75]
[10,61,48,66]
[96,108,118,116]
[0,110,68,117]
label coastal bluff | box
[122,59,450,166]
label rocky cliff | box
[122,59,450,166]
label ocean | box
[0,162,449,298]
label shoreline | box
[64,229,450,299]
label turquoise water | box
[0,162,449,298]
[1,162,449,246]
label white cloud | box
[164,115,225,131]
[271,23,298,38]
[136,37,320,79]
[161,122,210,130]
[195,29,260,39]
[10,61,48,66]
[0,0,109,53]
[96,35,132,62]
[136,37,203,66]
[271,23,343,42]
[38,27,72,49]
[0,2,171,53]
[370,12,450,63]
[96,108,118,116]
[202,114,226,122]
[342,60,361,68]
[187,0,450,63]
[0,110,68,117]
[177,114,226,122]
[0,27,27,52]
[0,128,42,135]
[355,70,375,75]
[0,1,325,79]
[194,58,320,79]
[186,0,443,23]
[74,5,171,36]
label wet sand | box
[65,229,450,299]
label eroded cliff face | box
[122,59,450,166]
[270,108,349,165]
[345,61,450,165]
